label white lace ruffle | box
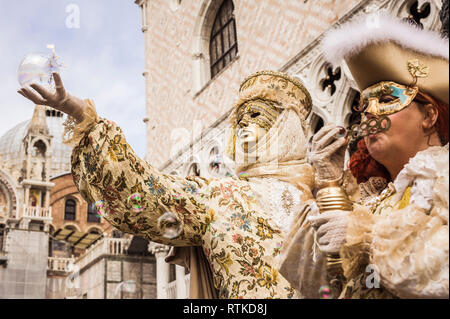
[393,144,449,211]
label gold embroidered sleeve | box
[70,113,212,246]
[63,99,100,147]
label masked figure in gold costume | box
[18,70,317,298]
[279,14,449,299]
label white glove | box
[308,210,348,254]
[17,72,87,123]
[309,125,347,183]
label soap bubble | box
[157,211,183,239]
[238,171,248,178]
[319,285,332,299]
[127,193,144,213]
[93,200,108,218]
[335,126,347,138]
[17,53,60,88]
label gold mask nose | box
[365,98,380,115]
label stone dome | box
[0,107,72,180]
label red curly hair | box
[349,90,449,184]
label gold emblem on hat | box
[407,59,429,86]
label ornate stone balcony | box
[22,205,52,220]
[75,237,132,271]
[47,256,75,274]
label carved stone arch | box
[65,193,82,206]
[87,226,103,235]
[207,144,222,177]
[30,137,50,155]
[343,88,362,128]
[0,168,18,218]
[183,155,202,177]
[306,112,327,143]
[209,145,220,157]
[62,223,81,232]
[331,75,360,126]
[386,0,442,31]
[191,0,232,91]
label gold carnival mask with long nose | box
[236,99,281,131]
[235,99,281,151]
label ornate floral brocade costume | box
[340,144,449,299]
[68,71,316,299]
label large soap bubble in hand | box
[17,52,60,88]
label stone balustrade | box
[22,205,52,220]
[165,274,190,299]
[75,237,132,271]
[165,280,177,299]
[47,256,75,273]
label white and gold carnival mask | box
[359,81,419,116]
[340,81,419,141]
[236,99,281,151]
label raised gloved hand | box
[309,125,347,184]
[307,210,348,254]
[17,72,87,123]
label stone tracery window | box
[187,163,201,177]
[209,0,238,78]
[403,1,431,29]
[320,64,341,96]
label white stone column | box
[149,243,170,299]
[45,190,50,209]
[175,265,187,299]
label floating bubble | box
[238,171,249,178]
[335,126,347,138]
[127,193,144,213]
[173,193,182,200]
[157,211,183,239]
[319,285,332,299]
[17,52,60,88]
[93,200,108,218]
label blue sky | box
[0,0,146,157]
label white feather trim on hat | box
[321,13,449,65]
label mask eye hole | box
[379,95,396,103]
[250,112,260,118]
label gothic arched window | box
[209,0,238,78]
[64,199,76,221]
